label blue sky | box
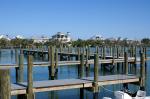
[0,0,150,40]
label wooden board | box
[11,75,139,95]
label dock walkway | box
[11,74,139,95]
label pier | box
[0,46,148,99]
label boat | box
[114,90,150,99]
[103,89,150,99]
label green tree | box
[141,38,150,45]
[0,38,10,48]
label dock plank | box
[11,75,139,95]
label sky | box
[0,0,150,40]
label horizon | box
[0,0,150,40]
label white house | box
[51,32,71,43]
[15,35,24,39]
[90,35,104,40]
[0,35,11,40]
[32,35,49,43]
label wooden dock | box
[11,74,139,95]
[0,46,148,99]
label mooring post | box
[55,48,58,75]
[116,46,120,72]
[68,46,71,61]
[80,53,84,78]
[117,47,119,58]
[92,53,99,99]
[85,47,89,70]
[79,53,85,99]
[144,47,147,60]
[77,47,81,61]
[27,55,34,99]
[110,46,112,56]
[134,46,137,74]
[77,47,81,76]
[124,52,128,74]
[60,45,63,53]
[95,46,99,54]
[17,54,24,83]
[48,46,51,79]
[50,46,55,80]
[112,46,115,59]
[15,49,19,83]
[103,46,106,59]
[122,51,129,91]
[140,52,145,89]
[0,68,11,99]
[93,53,99,93]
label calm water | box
[0,49,150,99]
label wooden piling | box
[110,46,112,56]
[95,46,99,54]
[80,53,84,78]
[27,55,34,99]
[77,47,81,61]
[48,46,55,80]
[140,52,145,88]
[124,52,128,74]
[117,47,119,58]
[134,46,137,74]
[144,47,147,60]
[80,54,84,99]
[55,48,58,74]
[103,46,106,59]
[85,47,89,70]
[15,49,19,83]
[0,68,11,99]
[117,46,120,72]
[17,54,24,83]
[77,47,81,77]
[93,53,99,93]
[15,49,18,64]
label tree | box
[141,38,150,45]
[0,38,10,48]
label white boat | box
[114,90,150,99]
[103,90,150,99]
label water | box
[0,49,150,99]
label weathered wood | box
[103,46,106,59]
[55,48,58,74]
[50,46,55,80]
[85,47,89,70]
[80,54,84,78]
[140,52,145,88]
[0,68,11,99]
[27,55,34,99]
[117,47,119,58]
[77,47,81,61]
[124,52,128,74]
[95,46,99,54]
[144,47,147,60]
[93,53,99,93]
[134,46,137,74]
[18,54,24,83]
[11,74,139,95]
[15,49,19,83]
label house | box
[15,35,24,39]
[33,35,49,43]
[90,35,104,40]
[0,35,11,40]
[51,32,71,43]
